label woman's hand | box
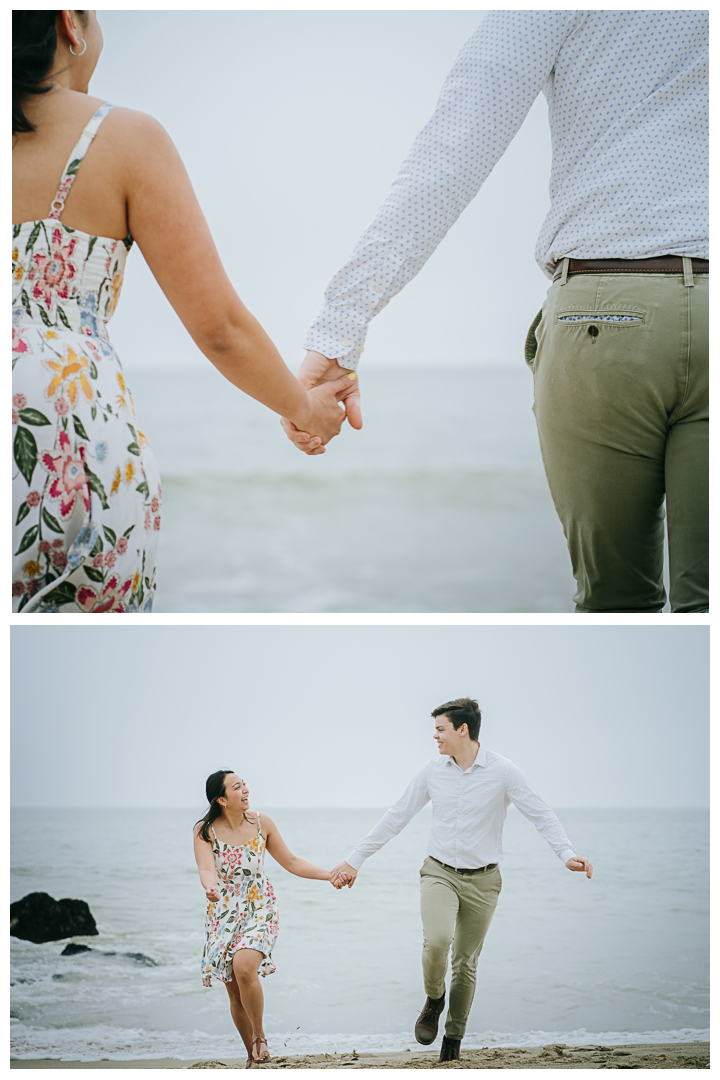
[317,868,351,888]
[330,862,358,889]
[205,885,221,903]
[282,354,362,456]
[285,373,358,454]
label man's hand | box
[281,351,362,455]
[565,855,593,879]
[205,885,221,903]
[330,860,358,888]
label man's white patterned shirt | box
[305,10,709,368]
[345,747,577,871]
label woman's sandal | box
[252,1038,271,1064]
[244,1055,254,1069]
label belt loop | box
[682,257,695,287]
[559,257,570,286]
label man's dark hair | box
[431,698,481,742]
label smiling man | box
[330,697,592,1062]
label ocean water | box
[127,366,579,612]
[10,807,708,1061]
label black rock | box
[122,951,160,967]
[60,942,160,966]
[10,892,98,944]
[61,943,92,956]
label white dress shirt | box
[346,747,576,871]
[305,10,709,369]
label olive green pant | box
[526,268,709,613]
[419,857,501,1041]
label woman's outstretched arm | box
[193,824,220,902]
[263,814,345,884]
[113,109,353,449]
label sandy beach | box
[10,1042,710,1069]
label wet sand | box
[10,1042,710,1069]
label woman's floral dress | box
[202,816,279,986]
[12,103,161,612]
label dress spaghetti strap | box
[48,101,116,221]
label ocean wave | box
[10,1022,711,1062]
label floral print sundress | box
[202,815,279,986]
[12,102,161,612]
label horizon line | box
[9,803,709,812]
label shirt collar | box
[443,745,487,771]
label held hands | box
[205,885,221,903]
[288,370,356,452]
[565,855,593,879]
[282,352,363,456]
[330,861,358,889]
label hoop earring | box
[69,39,87,57]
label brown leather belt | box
[430,856,498,876]
[552,256,709,282]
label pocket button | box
[588,325,599,343]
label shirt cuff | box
[345,849,368,871]
[559,846,577,864]
[303,313,371,372]
[302,335,363,371]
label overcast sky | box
[93,10,553,372]
[11,625,708,810]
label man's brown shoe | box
[414,993,446,1045]
[439,1036,461,1062]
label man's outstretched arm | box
[330,764,431,886]
[506,764,592,877]
[284,13,578,452]
[300,12,577,372]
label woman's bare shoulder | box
[102,106,173,149]
[105,106,167,132]
[98,107,182,187]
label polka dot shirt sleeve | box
[504,761,577,865]
[304,10,708,369]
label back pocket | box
[557,311,645,343]
[557,312,644,324]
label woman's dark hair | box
[195,770,235,843]
[13,10,87,135]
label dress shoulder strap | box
[48,102,116,221]
[256,813,263,836]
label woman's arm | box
[113,109,353,447]
[193,824,220,902]
[263,814,334,882]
